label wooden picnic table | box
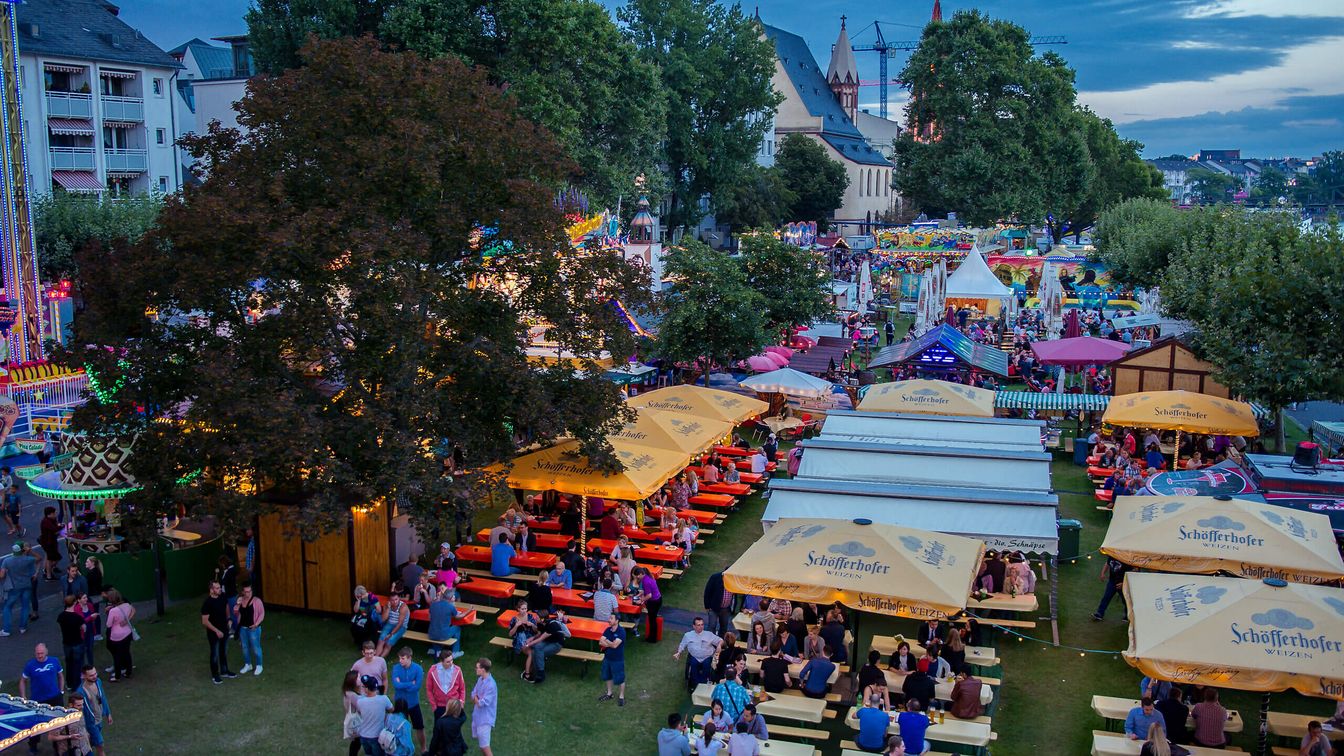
[730,614,852,647]
[496,609,608,643]
[691,682,828,724]
[475,528,572,551]
[649,506,721,524]
[456,577,518,601]
[1268,711,1344,741]
[549,587,642,616]
[966,592,1038,613]
[1091,731,1239,756]
[455,544,556,571]
[687,731,815,756]
[1091,695,1242,733]
[371,596,478,627]
[526,518,564,533]
[869,634,997,667]
[842,707,994,747]
[700,482,752,497]
[714,445,755,458]
[687,465,766,486]
[743,653,840,685]
[588,537,684,564]
[880,669,994,706]
[688,493,736,509]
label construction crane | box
[0,0,43,364]
[852,20,1068,119]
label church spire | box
[932,0,943,22]
[826,17,860,123]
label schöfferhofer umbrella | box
[628,385,768,425]
[723,517,984,620]
[857,379,995,417]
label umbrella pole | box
[1258,692,1271,756]
[1173,429,1181,471]
[580,496,588,556]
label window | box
[152,78,163,96]
[155,128,166,145]
[158,176,168,192]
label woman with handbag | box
[104,589,135,681]
[342,671,363,756]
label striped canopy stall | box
[994,391,1110,412]
[1311,421,1344,454]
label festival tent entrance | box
[817,409,1046,453]
[943,245,1013,316]
[794,437,1052,493]
[1102,496,1344,585]
[762,477,1059,555]
[857,379,995,417]
[867,324,1010,376]
[627,385,768,425]
[723,517,984,619]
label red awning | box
[48,118,94,136]
[51,171,103,192]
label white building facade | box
[17,0,183,195]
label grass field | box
[79,444,1337,755]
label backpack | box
[377,715,405,753]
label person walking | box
[3,483,22,536]
[469,658,496,756]
[234,583,265,676]
[104,589,134,681]
[1092,554,1131,621]
[201,579,236,684]
[20,643,64,753]
[38,507,61,581]
[77,665,111,756]
[0,541,37,636]
[57,595,87,689]
[390,648,426,754]
[638,567,663,643]
[597,612,627,706]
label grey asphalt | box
[1286,400,1344,428]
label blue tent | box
[867,324,1009,376]
[0,694,82,751]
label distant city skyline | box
[112,0,1344,158]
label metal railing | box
[99,95,143,122]
[49,146,95,171]
[45,91,93,118]
[104,148,147,173]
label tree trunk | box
[1275,406,1287,453]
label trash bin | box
[1057,518,1082,561]
[1073,438,1090,466]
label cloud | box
[1324,596,1344,617]
[1196,586,1227,604]
[1181,0,1344,19]
[1250,608,1315,630]
[898,535,924,553]
[1081,36,1344,125]
[1283,117,1344,128]
[1196,516,1246,531]
[829,540,877,558]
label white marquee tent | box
[794,437,1053,493]
[818,410,1045,453]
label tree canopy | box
[774,134,850,231]
[739,233,834,339]
[247,0,666,209]
[1092,197,1184,289]
[619,0,781,233]
[656,241,767,379]
[713,163,795,234]
[1185,167,1240,204]
[57,38,650,542]
[34,192,162,281]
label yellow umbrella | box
[627,385,768,425]
[857,379,996,417]
[1123,572,1344,701]
[1103,496,1344,585]
[1102,390,1259,436]
[723,518,985,619]
[609,409,732,459]
[503,438,684,501]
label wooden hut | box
[255,497,391,615]
[1109,337,1230,398]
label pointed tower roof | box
[826,17,859,85]
[932,0,943,22]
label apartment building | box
[16,0,182,195]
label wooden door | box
[304,529,353,615]
[257,513,304,610]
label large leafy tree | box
[739,234,833,339]
[247,0,666,208]
[1159,209,1344,449]
[657,241,768,381]
[1185,167,1240,204]
[774,134,849,231]
[34,192,162,281]
[1091,198,1184,288]
[619,0,781,233]
[714,163,795,233]
[57,38,650,542]
[1249,165,1291,206]
[1044,109,1166,242]
[894,11,1076,225]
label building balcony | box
[49,146,95,171]
[104,148,147,173]
[99,95,143,122]
[45,91,93,119]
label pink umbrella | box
[763,351,790,367]
[746,355,777,372]
[1064,309,1083,339]
[1030,336,1130,368]
[945,305,957,326]
[764,345,795,358]
[788,335,816,350]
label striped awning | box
[105,171,142,179]
[43,63,85,74]
[51,171,103,192]
[99,69,137,79]
[994,391,1111,412]
[102,120,137,129]
[47,118,94,136]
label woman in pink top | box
[105,589,135,681]
[1189,688,1228,747]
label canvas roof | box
[868,324,1009,376]
[796,437,1053,492]
[945,246,1012,300]
[818,409,1044,452]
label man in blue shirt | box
[390,648,427,754]
[490,533,517,577]
[427,590,464,655]
[799,645,836,699]
[20,643,64,752]
[897,699,931,755]
[598,612,626,706]
[545,562,573,590]
[856,698,891,751]
[1124,697,1167,740]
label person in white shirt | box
[749,452,767,475]
[726,720,761,755]
[673,617,722,687]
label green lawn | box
[89,446,1338,755]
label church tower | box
[826,17,859,124]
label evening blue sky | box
[112,0,1344,158]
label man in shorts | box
[470,658,497,756]
[598,612,627,706]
